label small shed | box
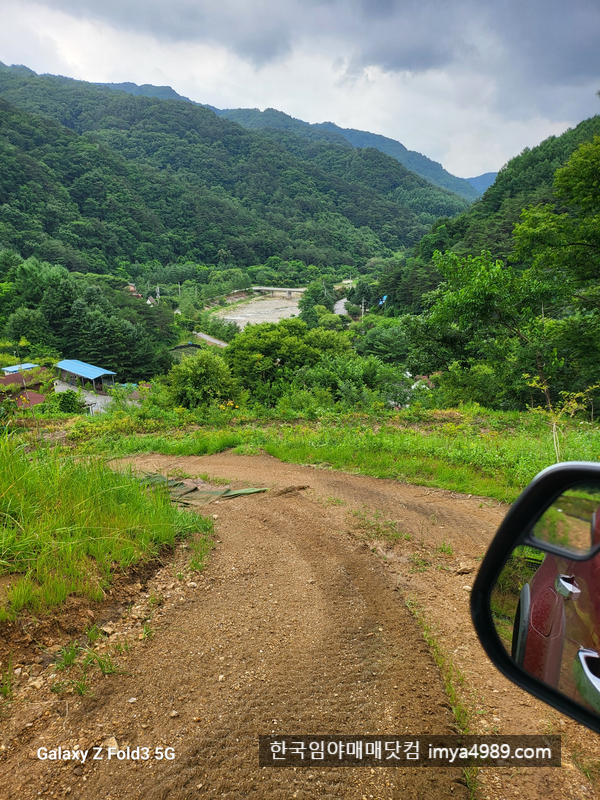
[2,363,39,374]
[56,359,116,391]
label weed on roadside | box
[167,469,192,480]
[349,506,408,543]
[188,515,215,572]
[1,652,14,703]
[85,624,105,646]
[571,749,600,783]
[70,664,93,697]
[189,536,215,571]
[405,597,479,799]
[313,494,346,507]
[141,623,154,640]
[148,591,164,608]
[55,642,80,671]
[435,541,454,556]
[89,652,128,676]
[198,472,230,486]
[408,554,431,573]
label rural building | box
[126,283,143,299]
[55,359,116,391]
[13,390,46,409]
[0,368,51,409]
[2,363,39,373]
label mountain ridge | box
[29,69,485,201]
[0,65,472,271]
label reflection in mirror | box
[532,483,600,555]
[492,541,600,718]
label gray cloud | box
[37,0,600,75]
[38,0,473,70]
[15,0,600,122]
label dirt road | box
[2,454,599,799]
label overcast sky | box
[0,0,598,177]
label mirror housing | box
[471,461,600,734]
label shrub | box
[165,349,238,409]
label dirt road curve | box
[2,454,599,799]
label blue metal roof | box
[56,359,116,380]
[2,363,39,373]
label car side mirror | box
[471,461,600,734]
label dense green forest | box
[362,115,600,317]
[208,106,480,202]
[0,250,177,381]
[349,122,600,412]
[0,65,470,272]
[84,77,481,201]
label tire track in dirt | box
[1,456,466,799]
[3,453,599,799]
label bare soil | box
[215,296,299,329]
[1,453,599,799]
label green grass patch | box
[0,652,14,704]
[55,642,80,671]
[405,597,479,798]
[408,553,431,572]
[0,436,211,620]
[71,406,600,503]
[349,506,407,542]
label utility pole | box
[361,298,365,318]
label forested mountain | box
[191,105,480,202]
[36,71,479,202]
[0,65,470,271]
[310,122,480,202]
[415,115,600,266]
[350,117,600,414]
[466,172,497,193]
[368,115,600,317]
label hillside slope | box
[0,66,470,267]
[30,71,478,202]
[415,114,600,265]
[0,98,309,271]
[210,107,480,202]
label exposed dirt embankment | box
[1,453,598,799]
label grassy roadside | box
[66,407,600,503]
[405,597,480,798]
[0,437,213,621]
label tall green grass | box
[76,408,600,503]
[0,437,210,620]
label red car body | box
[514,512,600,712]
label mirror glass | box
[531,484,600,555]
[492,538,600,716]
